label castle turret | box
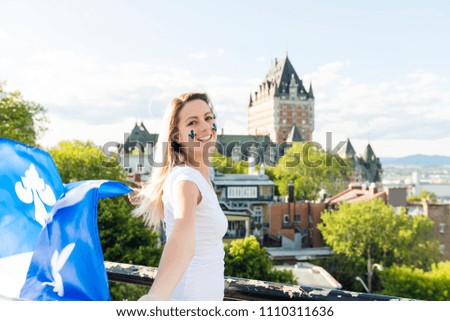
[248,55,315,144]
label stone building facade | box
[248,55,315,144]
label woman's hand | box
[127,182,143,205]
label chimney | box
[248,156,255,175]
[349,183,362,190]
[369,182,377,194]
[288,180,295,203]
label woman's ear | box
[171,132,182,152]
[172,132,179,143]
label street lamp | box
[367,262,384,293]
[355,276,369,293]
[356,263,384,293]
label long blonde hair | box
[133,92,214,229]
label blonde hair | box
[133,92,214,229]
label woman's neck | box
[185,157,210,179]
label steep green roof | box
[286,123,303,143]
[338,138,356,159]
[264,55,310,97]
[363,144,376,162]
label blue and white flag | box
[0,138,131,300]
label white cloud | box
[188,51,208,60]
[0,48,251,147]
[215,48,225,56]
[303,61,351,88]
[3,48,450,156]
[309,61,450,153]
[0,28,10,40]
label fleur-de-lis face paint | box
[189,130,196,139]
[212,123,217,132]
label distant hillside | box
[381,154,450,167]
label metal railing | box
[105,261,412,301]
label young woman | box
[132,92,228,301]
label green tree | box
[407,190,438,203]
[0,82,47,146]
[272,142,351,200]
[318,198,442,292]
[48,140,162,300]
[48,140,124,182]
[311,253,367,292]
[381,262,450,300]
[224,236,296,284]
[98,197,161,300]
[210,152,249,174]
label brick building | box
[407,202,450,260]
[248,55,315,144]
[269,201,326,249]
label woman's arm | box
[139,180,200,301]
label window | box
[253,206,263,225]
[232,145,241,161]
[226,221,247,238]
[440,244,445,254]
[228,186,257,199]
[294,215,301,222]
[136,164,143,172]
[439,223,446,234]
[283,214,290,224]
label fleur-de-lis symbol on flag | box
[41,243,76,297]
[14,164,57,226]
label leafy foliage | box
[311,254,368,292]
[271,142,351,200]
[0,83,47,146]
[98,197,162,301]
[318,198,442,270]
[48,140,162,300]
[381,262,450,300]
[224,236,296,284]
[47,140,125,183]
[318,198,442,294]
[407,190,437,203]
[210,152,249,174]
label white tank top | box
[162,166,228,300]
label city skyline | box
[1,1,450,157]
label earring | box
[189,130,196,139]
[212,123,217,132]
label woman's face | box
[176,99,216,159]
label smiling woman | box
[131,92,228,301]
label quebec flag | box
[0,138,131,300]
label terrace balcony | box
[105,261,412,301]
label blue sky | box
[1,0,450,157]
